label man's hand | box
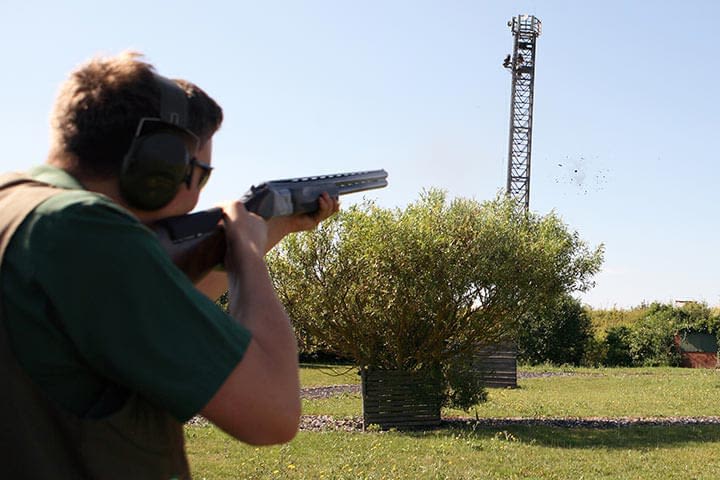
[195,194,339,299]
[221,199,269,259]
[265,192,340,253]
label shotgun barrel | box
[152,169,388,282]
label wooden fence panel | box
[361,369,442,429]
[475,343,518,388]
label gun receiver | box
[153,169,388,282]
[242,169,388,219]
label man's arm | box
[194,271,228,301]
[194,193,338,301]
[198,195,337,444]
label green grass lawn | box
[298,363,359,387]
[301,365,720,419]
[451,366,720,418]
[187,366,720,479]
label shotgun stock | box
[152,169,388,282]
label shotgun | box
[152,169,388,282]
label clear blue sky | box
[2,1,718,309]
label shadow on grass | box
[408,421,720,450]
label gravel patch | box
[300,415,364,432]
[186,416,211,427]
[187,414,720,432]
[517,371,604,379]
[301,384,361,399]
[442,415,720,429]
[297,415,720,432]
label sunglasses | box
[188,157,213,189]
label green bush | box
[623,302,720,367]
[628,304,681,366]
[587,304,650,335]
[581,334,608,367]
[516,294,594,366]
[674,301,720,335]
[267,191,603,409]
[442,354,488,409]
[604,326,633,367]
[584,302,720,367]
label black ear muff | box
[120,130,191,210]
[119,74,199,211]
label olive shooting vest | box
[0,173,191,480]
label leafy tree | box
[582,334,609,367]
[267,191,603,408]
[674,301,720,335]
[587,304,650,335]
[604,326,633,367]
[628,303,680,366]
[516,294,594,366]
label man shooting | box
[0,51,338,479]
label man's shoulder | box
[36,188,132,219]
[12,185,154,261]
[3,165,137,226]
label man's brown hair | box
[49,51,223,179]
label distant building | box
[674,329,718,369]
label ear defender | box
[119,74,200,210]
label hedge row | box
[516,300,720,367]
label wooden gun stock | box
[152,208,226,283]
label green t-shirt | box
[2,165,251,422]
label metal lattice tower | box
[504,15,541,211]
